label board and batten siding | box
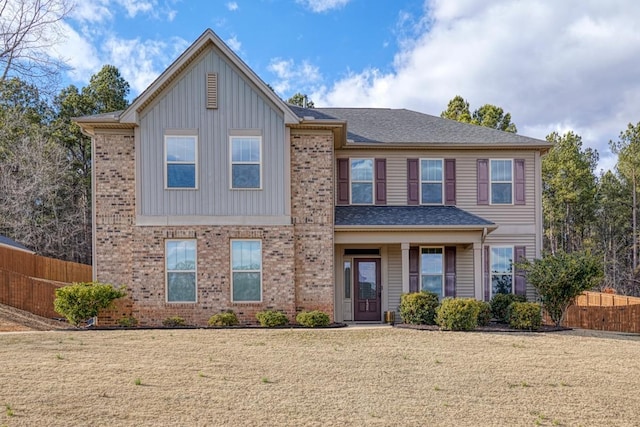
[137,46,287,217]
[336,149,538,226]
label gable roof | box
[289,105,550,149]
[335,206,496,230]
[86,29,299,127]
[0,235,34,253]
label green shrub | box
[471,300,492,326]
[256,310,289,327]
[117,316,138,328]
[53,282,126,327]
[296,310,331,327]
[507,302,542,330]
[490,293,527,323]
[208,311,239,327]
[399,291,440,325]
[518,251,603,326]
[162,316,186,327]
[436,298,479,331]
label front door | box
[353,258,381,321]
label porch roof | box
[334,206,495,230]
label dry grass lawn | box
[1,327,639,426]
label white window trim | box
[164,135,198,190]
[489,159,514,205]
[349,158,374,205]
[230,239,263,303]
[229,135,263,190]
[165,239,198,303]
[419,158,444,205]
[419,246,445,296]
[490,245,514,298]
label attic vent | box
[206,73,218,109]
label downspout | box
[481,227,488,301]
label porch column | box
[401,243,410,294]
[473,241,483,300]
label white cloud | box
[226,36,242,53]
[296,0,350,13]
[267,58,322,96]
[101,36,189,94]
[314,0,640,171]
[50,22,102,83]
[227,2,239,11]
[113,0,155,18]
[69,0,113,23]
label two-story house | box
[75,29,551,325]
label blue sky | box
[54,0,640,171]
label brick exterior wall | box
[290,130,335,320]
[94,127,337,326]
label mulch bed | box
[394,322,569,333]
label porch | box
[333,206,496,323]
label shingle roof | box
[0,235,33,252]
[335,206,495,228]
[290,106,549,146]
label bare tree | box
[0,0,72,85]
[0,121,86,261]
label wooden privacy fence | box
[0,246,92,319]
[561,291,640,334]
[0,246,91,283]
[0,269,63,318]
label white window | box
[491,246,513,295]
[350,158,374,204]
[165,135,197,189]
[420,247,444,298]
[490,159,513,204]
[166,240,197,302]
[230,136,261,189]
[344,260,351,299]
[420,159,443,204]
[231,240,262,302]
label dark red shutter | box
[484,245,490,301]
[337,158,349,205]
[514,159,525,205]
[444,159,456,206]
[409,246,419,292]
[444,246,456,297]
[514,246,526,296]
[407,159,419,205]
[375,158,387,205]
[477,159,489,205]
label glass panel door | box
[353,258,381,321]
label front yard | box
[1,327,638,426]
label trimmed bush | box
[399,291,440,325]
[53,282,126,327]
[471,300,492,327]
[507,302,542,330]
[162,316,186,327]
[436,298,479,331]
[256,310,288,327]
[490,293,527,323]
[117,316,138,328]
[296,310,331,327]
[208,311,239,327]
